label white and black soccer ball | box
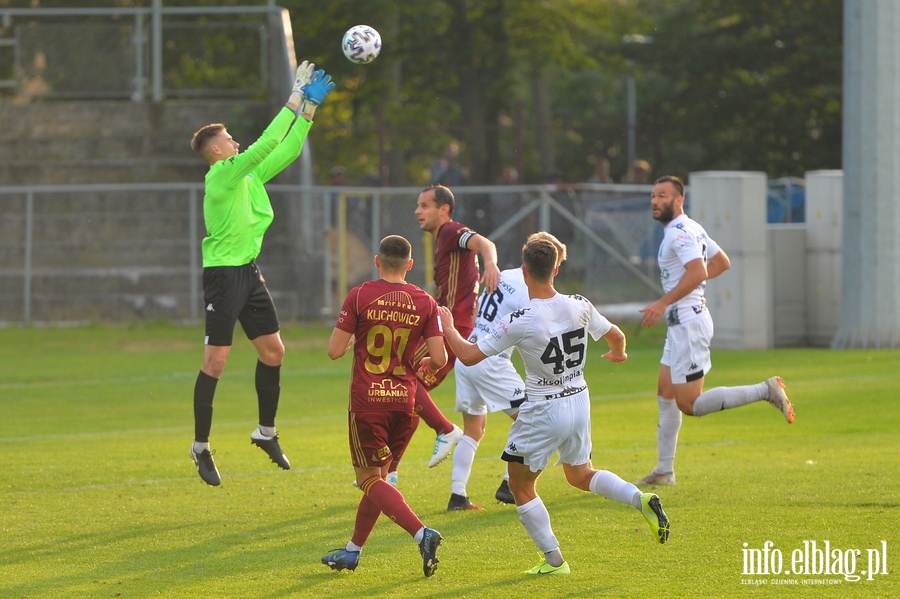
[342,25,382,64]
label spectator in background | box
[623,159,652,184]
[330,165,347,186]
[326,165,371,290]
[489,166,529,268]
[544,170,579,246]
[588,157,615,184]
[430,141,469,187]
[430,142,471,220]
[329,164,369,239]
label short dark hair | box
[654,175,684,197]
[191,123,225,157]
[526,231,567,264]
[379,235,412,271]
[523,238,558,282]
[422,184,455,216]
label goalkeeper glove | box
[299,69,336,120]
[287,60,314,110]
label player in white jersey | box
[439,237,669,575]
[447,232,567,511]
[635,175,795,488]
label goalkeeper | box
[187,62,335,486]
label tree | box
[627,0,842,178]
[284,0,841,184]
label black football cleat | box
[190,446,221,486]
[250,429,291,469]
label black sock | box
[256,361,281,428]
[193,370,218,442]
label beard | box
[653,203,675,224]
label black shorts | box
[203,262,280,346]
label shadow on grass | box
[0,503,354,597]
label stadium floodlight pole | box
[622,34,654,168]
[151,0,163,102]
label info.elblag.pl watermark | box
[741,540,890,585]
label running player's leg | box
[636,363,680,486]
[674,314,792,420]
[509,462,567,571]
[565,461,669,544]
[448,412,485,510]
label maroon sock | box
[415,385,453,435]
[350,488,382,547]
[360,477,423,537]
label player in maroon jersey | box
[322,234,446,577]
[408,184,502,470]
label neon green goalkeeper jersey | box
[201,107,312,267]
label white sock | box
[256,425,276,438]
[451,435,479,496]
[590,470,643,509]
[192,441,210,453]
[543,548,565,568]
[656,396,681,474]
[692,383,767,416]
[504,464,510,482]
[516,496,560,554]
[345,541,363,553]
[413,526,425,544]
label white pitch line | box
[0,365,348,391]
[0,414,345,443]
[1,464,352,495]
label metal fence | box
[0,183,663,325]
[0,3,283,102]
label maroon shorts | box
[349,410,420,469]
[414,325,472,390]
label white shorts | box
[661,309,714,384]
[454,355,525,416]
[501,390,592,472]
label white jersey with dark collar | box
[476,292,612,398]
[658,213,721,325]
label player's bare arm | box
[437,306,488,366]
[640,258,708,327]
[424,334,448,371]
[599,325,628,363]
[706,248,731,280]
[465,234,500,294]
[326,328,354,360]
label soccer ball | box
[342,25,381,64]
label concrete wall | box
[0,100,269,185]
[688,170,843,349]
[689,171,772,349]
[769,225,807,347]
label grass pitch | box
[1,322,897,598]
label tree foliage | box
[283,0,841,184]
